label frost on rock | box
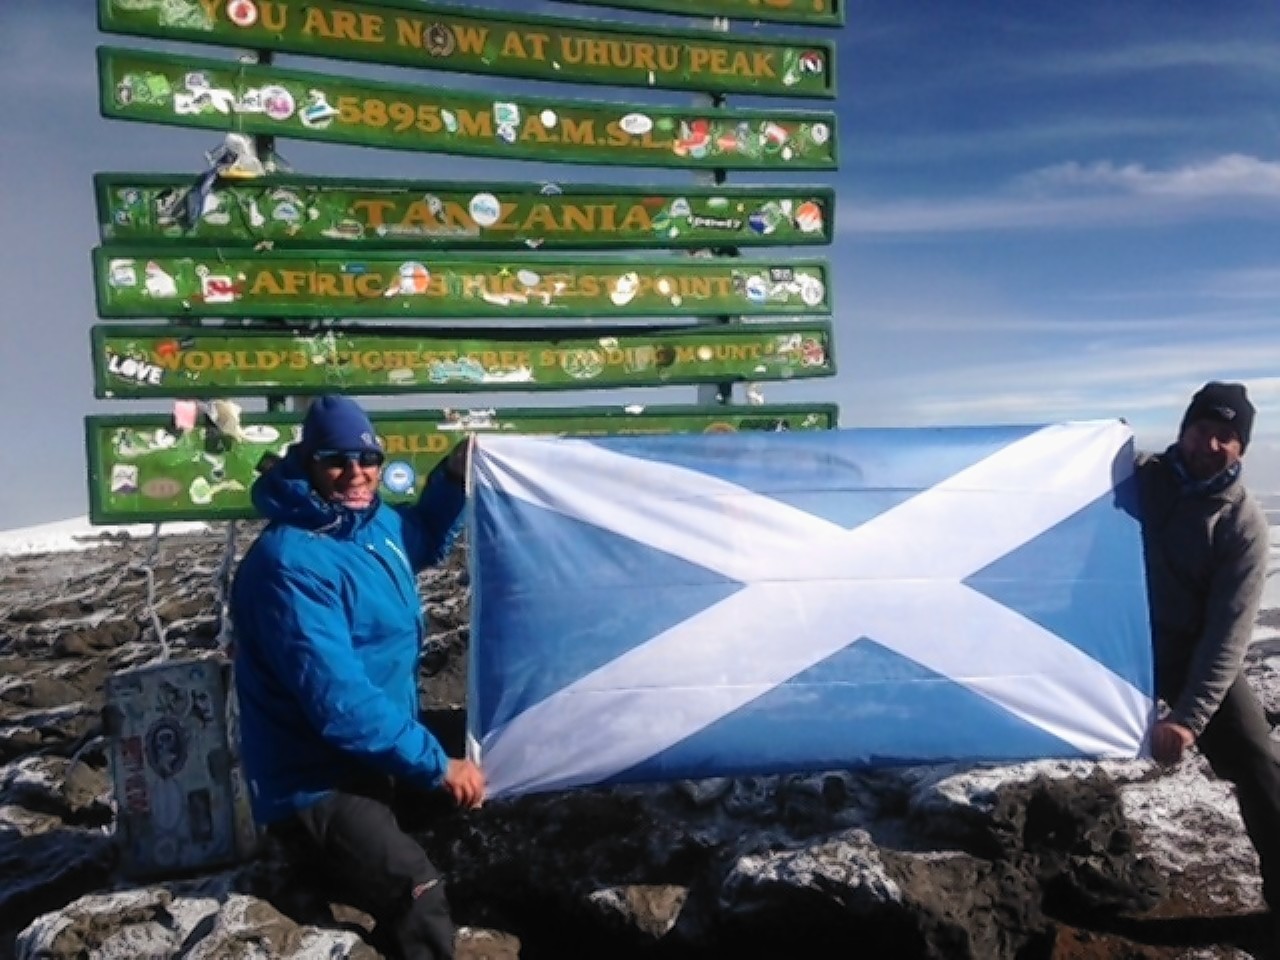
[15,887,373,960]
[3,519,1280,959]
[15,888,223,960]
[1120,755,1265,911]
[722,827,902,915]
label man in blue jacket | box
[231,395,485,960]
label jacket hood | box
[251,444,379,534]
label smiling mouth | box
[335,488,374,504]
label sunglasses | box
[312,449,386,469]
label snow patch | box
[0,515,209,558]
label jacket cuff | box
[409,733,451,791]
[1168,704,1209,739]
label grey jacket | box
[1136,451,1270,736]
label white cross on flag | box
[467,422,1154,798]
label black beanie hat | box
[1179,381,1255,450]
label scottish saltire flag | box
[467,422,1154,798]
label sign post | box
[558,0,844,27]
[93,249,832,320]
[89,0,843,526]
[96,175,835,250]
[99,0,835,98]
[91,322,836,398]
[98,47,837,170]
[87,404,839,523]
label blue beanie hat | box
[299,395,381,456]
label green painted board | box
[98,47,837,170]
[94,248,832,319]
[92,321,836,397]
[99,0,835,98]
[96,174,835,249]
[86,403,838,523]
[560,0,843,27]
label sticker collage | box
[88,0,844,523]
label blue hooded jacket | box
[230,446,465,824]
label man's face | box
[1176,417,1243,481]
[308,450,384,508]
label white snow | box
[0,515,209,558]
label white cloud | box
[846,320,1279,435]
[872,307,1277,338]
[829,275,1279,479]
[1025,41,1280,81]
[842,155,1280,235]
[854,116,1203,164]
[1199,266,1280,300]
[1018,155,1280,198]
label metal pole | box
[694,16,736,408]
[247,50,291,416]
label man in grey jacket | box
[1137,381,1278,915]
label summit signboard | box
[87,404,839,523]
[94,248,832,319]
[99,0,835,98]
[96,174,835,250]
[560,0,844,27]
[98,47,838,170]
[91,321,836,397]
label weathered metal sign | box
[98,0,835,98]
[92,321,836,397]
[96,174,835,249]
[94,248,832,319]
[560,0,843,27]
[106,659,256,878]
[98,47,837,170]
[86,404,839,523]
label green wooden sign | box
[92,321,836,397]
[94,248,832,319]
[86,403,838,523]
[98,47,837,170]
[99,0,835,98]
[96,174,835,250]
[561,0,843,27]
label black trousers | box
[1162,669,1280,911]
[269,780,455,960]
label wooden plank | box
[86,404,839,522]
[98,0,835,98]
[558,0,844,27]
[95,174,835,249]
[98,46,838,170]
[93,248,832,319]
[91,321,836,397]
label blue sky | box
[2,0,1279,530]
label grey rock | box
[13,886,376,960]
[673,776,732,808]
[1,528,1278,959]
[584,884,689,940]
[721,827,901,915]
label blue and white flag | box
[467,422,1154,798]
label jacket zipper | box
[365,539,414,608]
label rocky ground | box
[1,526,1279,959]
